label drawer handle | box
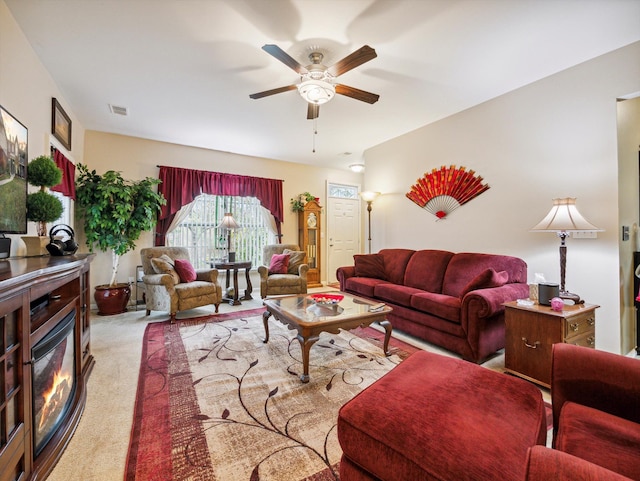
[522,337,540,349]
[587,336,595,346]
[587,317,595,326]
[570,323,579,332]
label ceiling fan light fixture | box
[298,79,335,105]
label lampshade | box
[360,191,380,203]
[530,198,602,233]
[217,213,240,230]
[298,79,335,104]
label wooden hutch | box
[298,199,323,288]
[0,254,94,481]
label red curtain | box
[155,166,283,245]
[50,148,76,200]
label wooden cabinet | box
[504,301,597,388]
[0,255,94,481]
[0,290,28,481]
[298,199,322,288]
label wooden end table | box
[262,292,393,383]
[504,300,598,388]
[213,260,253,306]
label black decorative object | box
[46,224,78,256]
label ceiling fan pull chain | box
[312,117,318,153]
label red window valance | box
[50,148,76,200]
[155,165,283,245]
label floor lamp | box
[217,213,240,262]
[531,198,602,304]
[359,191,380,253]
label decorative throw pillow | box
[283,249,306,274]
[461,268,509,297]
[174,258,197,283]
[268,253,290,275]
[354,254,386,280]
[150,254,181,284]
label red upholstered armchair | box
[537,343,640,480]
[525,446,633,481]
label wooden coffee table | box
[262,292,393,383]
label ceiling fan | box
[249,44,380,120]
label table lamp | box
[217,213,240,262]
[531,198,602,304]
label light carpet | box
[125,308,418,480]
[46,296,550,480]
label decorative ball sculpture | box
[550,297,564,312]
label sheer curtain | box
[155,166,284,245]
[260,206,279,239]
[165,201,196,239]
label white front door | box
[326,183,361,284]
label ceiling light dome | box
[298,79,335,105]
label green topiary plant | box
[26,155,63,236]
[75,163,166,286]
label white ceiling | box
[6,0,640,171]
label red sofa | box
[337,249,528,362]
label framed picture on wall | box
[0,105,28,235]
[51,97,71,150]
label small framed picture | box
[51,98,72,150]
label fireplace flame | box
[38,368,72,432]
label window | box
[50,190,71,226]
[328,183,359,199]
[166,194,276,269]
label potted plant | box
[290,192,316,212]
[23,155,63,256]
[75,163,166,315]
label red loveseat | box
[337,249,529,362]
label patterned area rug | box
[125,308,418,480]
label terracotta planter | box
[94,283,131,315]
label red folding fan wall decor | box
[406,165,490,219]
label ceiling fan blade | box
[249,84,298,99]
[327,45,377,77]
[262,44,308,74]
[335,84,380,104]
[307,103,319,120]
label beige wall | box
[82,131,363,290]
[0,0,85,255]
[364,42,640,354]
[617,96,640,354]
[5,0,640,354]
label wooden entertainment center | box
[0,254,94,481]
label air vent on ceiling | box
[109,104,128,116]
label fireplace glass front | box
[32,311,76,456]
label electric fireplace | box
[31,311,76,456]
[0,254,94,480]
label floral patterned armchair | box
[257,244,309,298]
[140,247,222,322]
